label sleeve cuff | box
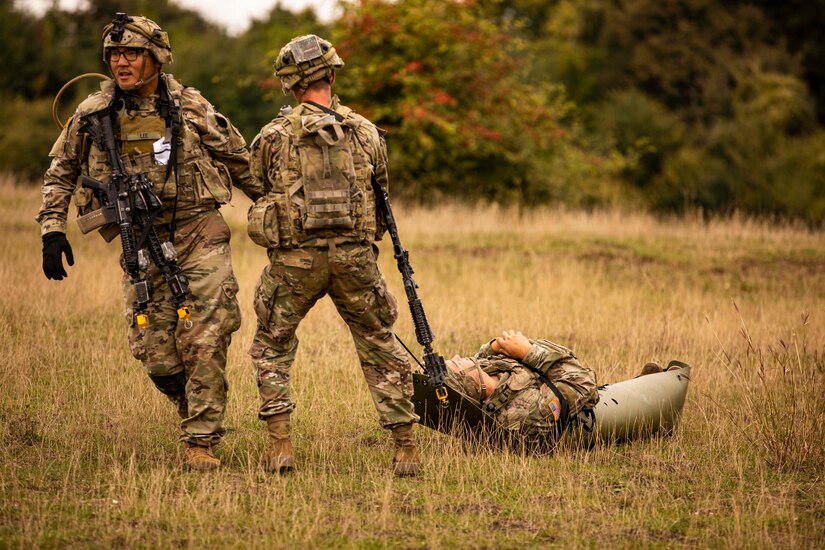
[40,219,67,236]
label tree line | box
[2,0,823,224]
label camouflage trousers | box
[249,242,418,429]
[123,209,241,447]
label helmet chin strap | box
[110,50,160,93]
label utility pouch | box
[194,159,232,204]
[247,193,280,248]
[297,114,357,231]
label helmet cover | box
[274,34,343,95]
[102,13,173,65]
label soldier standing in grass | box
[37,14,262,470]
[247,35,420,476]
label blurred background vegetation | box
[4,0,824,224]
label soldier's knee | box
[148,371,187,397]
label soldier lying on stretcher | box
[430,330,663,452]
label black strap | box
[304,100,345,122]
[520,363,571,436]
[157,77,182,243]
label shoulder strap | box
[520,363,570,435]
[304,100,350,123]
[156,75,182,242]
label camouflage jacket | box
[448,339,599,440]
[247,96,389,249]
[37,74,262,235]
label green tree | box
[654,70,825,223]
[332,0,573,204]
[204,4,326,141]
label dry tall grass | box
[1,175,823,548]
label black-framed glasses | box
[108,49,141,62]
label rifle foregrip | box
[409,300,434,345]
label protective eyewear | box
[108,49,142,62]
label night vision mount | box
[109,12,133,43]
[289,35,326,65]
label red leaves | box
[432,90,456,106]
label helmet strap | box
[108,50,160,93]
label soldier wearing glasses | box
[37,14,262,470]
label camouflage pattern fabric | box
[102,15,173,65]
[249,244,418,428]
[447,339,599,448]
[37,75,262,235]
[124,210,240,446]
[37,73,261,447]
[248,98,387,248]
[273,34,344,95]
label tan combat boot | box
[638,362,663,377]
[391,423,420,477]
[262,413,294,474]
[185,444,220,471]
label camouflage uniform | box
[37,74,262,447]
[247,97,418,429]
[446,339,599,447]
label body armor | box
[73,76,234,230]
[248,103,378,248]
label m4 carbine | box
[78,107,190,328]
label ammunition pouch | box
[247,193,280,248]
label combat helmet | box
[274,35,343,95]
[102,13,173,64]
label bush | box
[333,0,570,204]
[591,88,685,188]
[0,96,59,181]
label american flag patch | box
[548,399,561,421]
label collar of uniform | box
[122,91,160,116]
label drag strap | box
[304,100,344,122]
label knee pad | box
[148,372,186,397]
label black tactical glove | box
[42,232,74,280]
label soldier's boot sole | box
[638,362,663,377]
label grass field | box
[1,177,823,548]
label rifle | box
[78,107,191,328]
[371,179,449,404]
